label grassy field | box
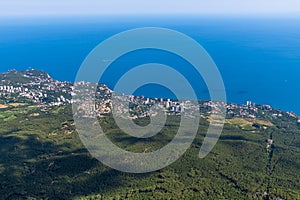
[0,104,8,109]
[226,118,274,131]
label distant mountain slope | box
[0,69,53,84]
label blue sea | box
[0,16,300,114]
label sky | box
[0,0,300,17]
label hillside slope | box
[0,70,299,199]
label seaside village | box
[1,69,300,124]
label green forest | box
[0,103,299,199]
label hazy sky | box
[0,0,299,16]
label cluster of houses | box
[0,85,23,93]
[226,100,259,118]
[1,70,300,123]
[0,70,73,106]
[71,80,193,118]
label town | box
[1,69,299,124]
